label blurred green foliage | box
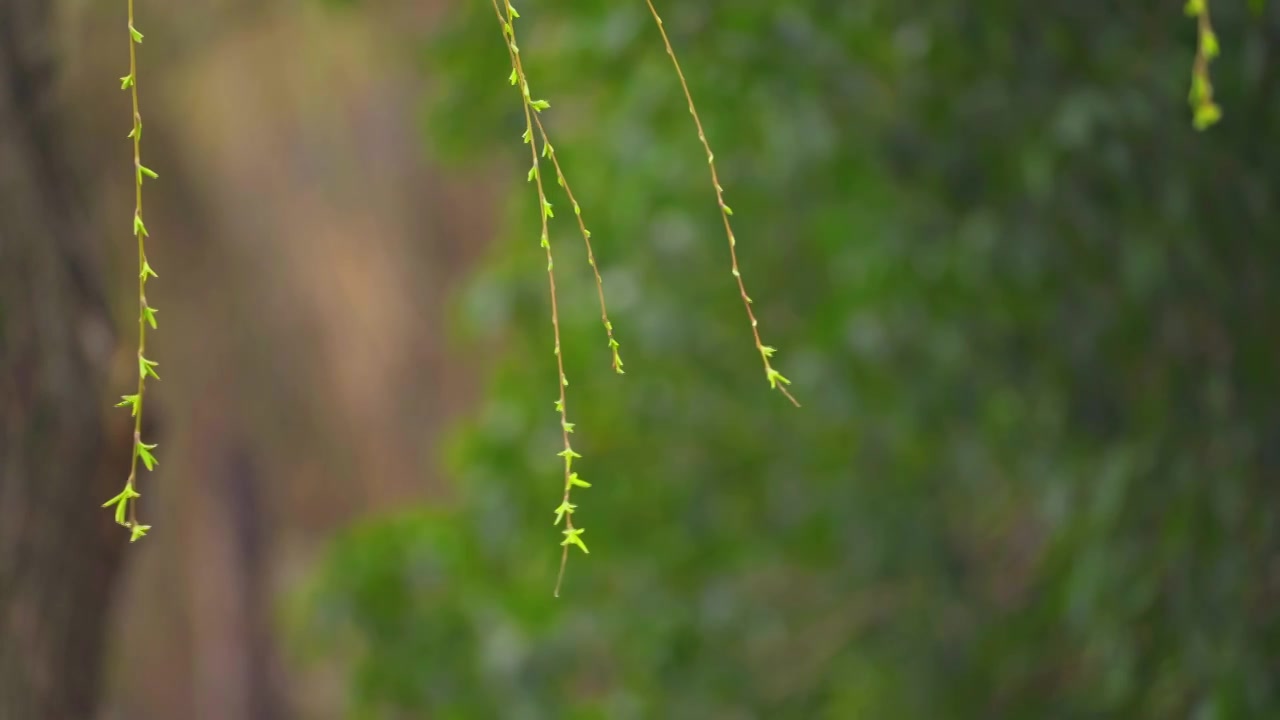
[299,1,1280,717]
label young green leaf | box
[136,441,158,471]
[1194,102,1222,131]
[102,485,140,509]
[103,485,140,526]
[116,394,141,416]
[561,528,589,553]
[553,500,576,525]
[139,355,160,380]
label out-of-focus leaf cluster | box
[301,2,1280,717]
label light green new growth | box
[1185,0,1221,130]
[103,0,159,543]
[644,0,799,407]
[491,0,621,596]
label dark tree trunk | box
[0,1,131,717]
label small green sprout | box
[102,485,140,526]
[561,528,589,554]
[553,501,576,525]
[136,441,158,472]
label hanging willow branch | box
[490,0,609,596]
[103,0,161,543]
[1185,0,1222,130]
[643,0,799,406]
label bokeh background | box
[3,0,1280,718]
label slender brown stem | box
[644,0,798,406]
[531,112,624,374]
